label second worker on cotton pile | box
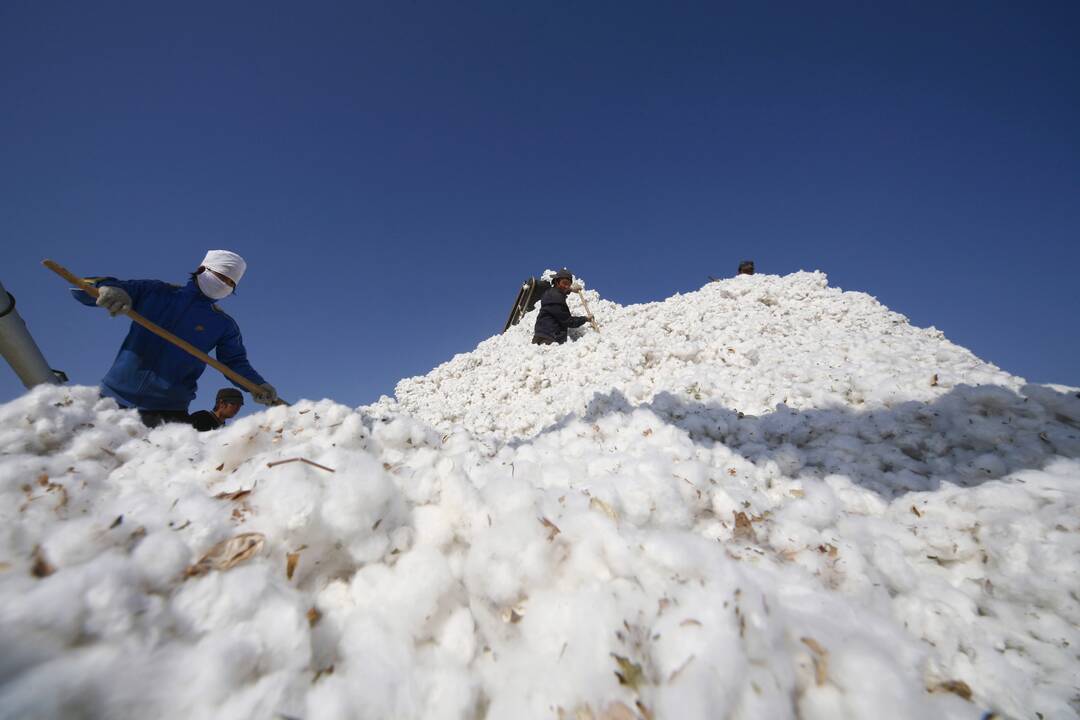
[532,269,591,345]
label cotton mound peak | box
[391,271,1018,441]
[1,273,1079,720]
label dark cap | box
[553,268,574,282]
[216,388,244,405]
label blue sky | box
[2,1,1078,416]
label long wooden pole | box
[573,289,601,333]
[43,259,287,406]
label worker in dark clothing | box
[532,268,590,345]
[737,260,755,275]
[71,250,278,427]
[189,388,244,432]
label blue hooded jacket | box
[73,277,266,411]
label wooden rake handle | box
[43,259,288,406]
[573,289,601,333]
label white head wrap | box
[200,250,247,284]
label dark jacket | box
[533,287,588,344]
[73,278,266,411]
[189,410,223,432]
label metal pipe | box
[0,278,61,388]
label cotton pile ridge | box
[392,271,1020,441]
[2,273,1078,720]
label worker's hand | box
[570,284,583,293]
[252,383,278,406]
[96,286,132,316]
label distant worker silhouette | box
[532,269,591,345]
[737,260,755,275]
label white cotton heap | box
[1,272,1078,720]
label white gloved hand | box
[96,286,132,316]
[252,383,278,406]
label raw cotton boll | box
[970,453,1007,478]
[0,645,125,720]
[321,456,403,563]
[372,416,435,451]
[891,596,967,659]
[356,548,453,639]
[413,665,478,720]
[436,606,477,665]
[821,639,935,720]
[710,487,745,522]
[779,481,838,530]
[214,672,298,720]
[5,573,91,646]
[82,557,150,639]
[608,475,664,527]
[304,674,363,720]
[825,474,887,515]
[253,469,323,539]
[869,538,917,594]
[464,510,551,606]
[671,460,709,497]
[0,622,80,702]
[41,517,104,568]
[250,594,312,671]
[1024,383,1080,423]
[965,482,1037,514]
[768,520,822,554]
[586,455,621,479]
[669,342,701,361]
[132,530,192,589]
[389,526,414,555]
[396,451,440,505]
[727,663,800,720]
[480,475,538,516]
[796,683,848,720]
[412,504,454,549]
[338,614,419,717]
[328,412,370,450]
[172,564,272,635]
[175,632,263,709]
[67,427,130,460]
[769,443,806,476]
[486,586,624,713]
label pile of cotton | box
[1,271,1078,720]
[389,272,1019,441]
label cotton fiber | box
[1,271,1078,720]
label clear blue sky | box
[2,1,1078,416]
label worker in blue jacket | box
[72,250,277,427]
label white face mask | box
[197,271,234,300]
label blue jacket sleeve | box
[215,319,267,388]
[71,278,162,308]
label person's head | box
[214,388,244,420]
[737,260,755,276]
[194,250,247,300]
[552,268,574,293]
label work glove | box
[252,383,278,406]
[96,286,132,316]
[570,283,583,293]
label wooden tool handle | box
[43,259,287,406]
[573,289,601,333]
